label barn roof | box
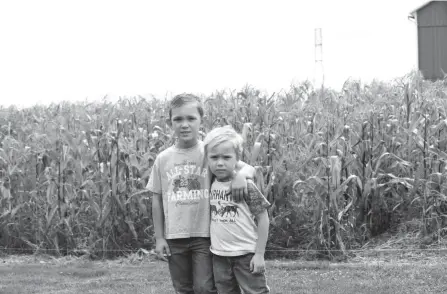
[409,0,447,19]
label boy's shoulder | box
[246,180,261,193]
[155,145,177,158]
[151,146,174,164]
[154,141,205,161]
[245,180,270,215]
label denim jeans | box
[166,237,217,294]
[212,253,270,294]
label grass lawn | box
[1,253,447,294]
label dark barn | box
[409,0,447,80]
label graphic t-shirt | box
[210,180,270,256]
[146,141,211,239]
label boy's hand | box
[250,253,266,274]
[155,238,171,262]
[230,172,248,202]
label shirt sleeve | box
[146,155,162,195]
[244,180,270,216]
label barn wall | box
[418,27,434,79]
[416,1,447,80]
[433,27,447,76]
[418,26,447,79]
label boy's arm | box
[147,156,170,261]
[152,192,171,261]
[152,192,165,240]
[251,210,269,273]
[255,211,269,255]
[231,161,256,201]
[244,181,270,274]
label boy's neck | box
[215,177,231,182]
[176,138,199,149]
[214,173,234,182]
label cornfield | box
[1,71,447,258]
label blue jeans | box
[212,253,270,294]
[166,237,217,294]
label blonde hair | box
[203,125,244,160]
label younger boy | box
[147,94,255,294]
[204,126,271,294]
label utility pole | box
[314,28,324,89]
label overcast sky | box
[0,0,425,107]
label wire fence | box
[1,246,447,254]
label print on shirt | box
[165,160,209,206]
[210,188,239,224]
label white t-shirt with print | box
[209,180,270,256]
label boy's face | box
[170,102,202,148]
[207,141,238,181]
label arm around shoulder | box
[235,160,256,181]
[231,161,256,201]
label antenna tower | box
[314,28,324,88]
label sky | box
[0,0,426,107]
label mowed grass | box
[1,254,447,294]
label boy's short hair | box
[203,125,244,160]
[168,93,204,120]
